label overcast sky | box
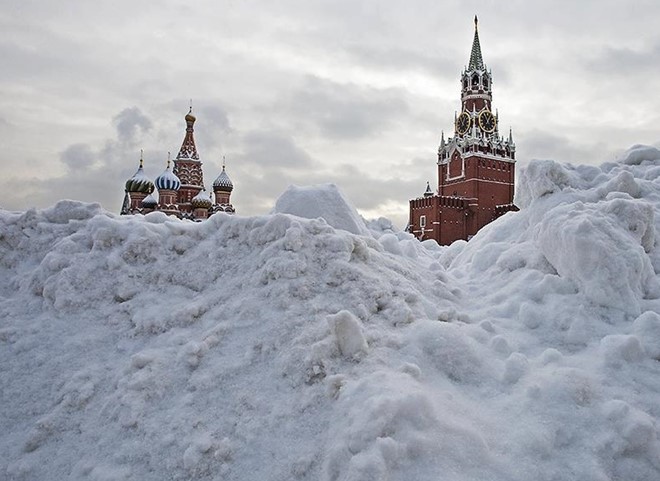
[2,0,660,228]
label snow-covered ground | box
[2,145,660,481]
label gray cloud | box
[517,129,610,165]
[344,43,460,80]
[240,130,315,170]
[276,75,409,140]
[60,143,97,171]
[113,108,153,145]
[201,104,231,135]
[588,42,660,77]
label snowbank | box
[272,183,370,236]
[2,145,660,480]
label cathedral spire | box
[468,15,484,71]
[176,108,200,161]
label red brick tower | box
[173,107,205,213]
[409,16,517,245]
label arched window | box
[472,74,479,88]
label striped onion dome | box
[142,193,158,208]
[125,155,154,194]
[155,157,181,191]
[213,165,233,192]
[191,189,212,209]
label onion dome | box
[213,164,233,192]
[125,152,155,193]
[155,154,181,191]
[185,109,196,123]
[191,189,212,209]
[142,193,158,208]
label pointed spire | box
[177,107,200,160]
[424,181,434,197]
[468,15,484,71]
[508,127,514,144]
[440,130,445,148]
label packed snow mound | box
[3,145,660,481]
[272,183,370,236]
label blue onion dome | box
[142,193,158,208]
[125,152,155,193]
[213,164,233,192]
[155,154,181,191]
[191,189,212,209]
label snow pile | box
[272,183,370,236]
[2,145,660,480]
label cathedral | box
[121,108,235,220]
[409,17,518,245]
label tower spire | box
[177,107,200,160]
[468,15,484,70]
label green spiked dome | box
[125,153,155,194]
[191,189,212,209]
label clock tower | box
[409,16,517,245]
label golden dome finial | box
[139,149,144,168]
[185,100,196,122]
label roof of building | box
[155,157,181,191]
[468,15,485,71]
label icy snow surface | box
[272,183,371,236]
[2,146,660,480]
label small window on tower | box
[472,74,479,88]
[420,215,427,228]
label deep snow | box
[2,145,660,480]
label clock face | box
[456,112,471,135]
[479,110,496,133]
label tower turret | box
[156,153,181,212]
[123,151,155,212]
[459,15,493,120]
[212,157,235,214]
[173,105,205,212]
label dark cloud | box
[240,130,315,169]
[195,103,233,154]
[588,43,660,77]
[113,108,153,145]
[200,104,231,135]
[60,143,97,171]
[280,76,409,140]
